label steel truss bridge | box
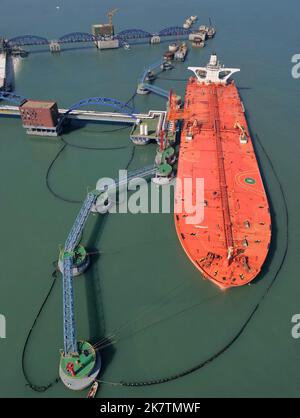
[3,26,193,48]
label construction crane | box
[107,8,118,26]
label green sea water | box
[0,0,300,398]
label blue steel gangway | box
[140,59,164,84]
[62,191,98,355]
[61,165,157,356]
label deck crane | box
[234,121,248,144]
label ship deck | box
[174,79,271,289]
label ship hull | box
[174,79,271,289]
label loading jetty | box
[169,54,271,289]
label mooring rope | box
[45,132,133,204]
[21,268,61,392]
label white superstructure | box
[188,53,240,84]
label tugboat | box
[169,42,179,52]
[87,381,99,398]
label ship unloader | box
[170,54,271,289]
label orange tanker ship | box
[170,54,271,289]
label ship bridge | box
[188,53,240,84]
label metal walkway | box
[62,191,98,355]
[62,165,157,355]
[140,59,163,84]
[0,52,7,90]
[142,83,170,99]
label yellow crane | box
[107,8,118,26]
[234,121,248,144]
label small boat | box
[192,40,205,48]
[163,51,174,61]
[87,381,99,399]
[183,18,192,29]
[207,27,216,38]
[124,43,131,50]
[168,42,178,52]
